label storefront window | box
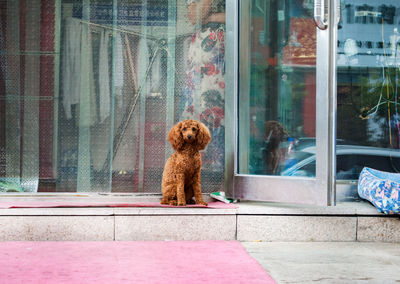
[238,0,400,183]
[0,0,226,193]
[336,0,400,181]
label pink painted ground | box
[0,241,275,284]
[0,201,237,209]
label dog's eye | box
[192,128,196,131]
[183,128,187,131]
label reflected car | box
[281,144,400,180]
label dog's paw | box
[197,201,208,206]
[177,201,186,206]
[186,198,196,205]
[168,200,177,206]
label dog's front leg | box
[176,173,186,206]
[193,171,207,206]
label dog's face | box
[168,119,211,151]
[264,120,288,144]
[180,120,199,143]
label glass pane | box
[0,0,226,193]
[337,0,400,181]
[238,0,317,177]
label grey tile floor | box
[243,242,400,284]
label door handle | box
[314,0,328,30]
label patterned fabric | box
[180,25,225,171]
[358,167,400,214]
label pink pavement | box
[0,240,275,284]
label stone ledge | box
[0,216,114,241]
[236,201,386,216]
[0,200,391,217]
[237,215,358,242]
[115,215,236,241]
[0,208,115,216]
[0,207,237,216]
[0,198,398,242]
[358,217,400,242]
[0,193,390,216]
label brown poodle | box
[264,120,288,174]
[161,119,211,206]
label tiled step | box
[0,194,399,242]
[236,201,400,242]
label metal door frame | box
[225,0,339,206]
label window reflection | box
[240,0,400,180]
[337,0,400,180]
[239,0,316,176]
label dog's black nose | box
[187,135,192,139]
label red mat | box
[0,201,236,209]
[0,241,275,284]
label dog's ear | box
[280,127,289,141]
[168,122,184,151]
[196,121,211,150]
[265,121,288,141]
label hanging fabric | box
[137,38,149,91]
[76,22,95,192]
[91,29,111,174]
[99,29,111,123]
[151,43,162,93]
[62,17,97,124]
[114,32,124,109]
[62,18,81,120]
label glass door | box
[225,0,339,205]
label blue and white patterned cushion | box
[358,167,400,215]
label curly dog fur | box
[161,119,211,206]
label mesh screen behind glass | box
[0,0,225,193]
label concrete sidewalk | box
[243,242,400,284]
